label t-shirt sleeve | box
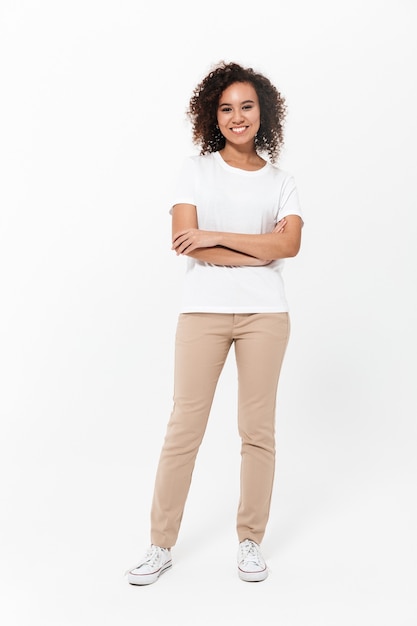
[276,175,304,223]
[168,157,197,215]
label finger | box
[172,233,189,249]
[172,230,190,245]
[177,239,193,255]
[273,219,287,232]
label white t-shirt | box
[170,151,303,313]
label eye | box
[220,106,232,113]
[242,105,253,110]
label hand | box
[250,258,273,266]
[172,229,220,255]
[272,218,287,233]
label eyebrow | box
[218,99,256,106]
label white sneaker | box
[238,539,268,582]
[127,545,172,585]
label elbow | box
[275,242,300,259]
[282,234,302,258]
[271,230,301,259]
[286,244,301,258]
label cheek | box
[251,110,261,123]
[217,111,233,128]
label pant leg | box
[234,313,290,544]
[151,313,233,548]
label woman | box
[127,61,303,585]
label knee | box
[239,424,275,454]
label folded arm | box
[171,203,302,265]
[172,203,276,266]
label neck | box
[219,143,265,171]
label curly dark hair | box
[187,61,287,163]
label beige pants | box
[150,312,290,547]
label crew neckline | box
[213,151,270,175]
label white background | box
[1,1,416,624]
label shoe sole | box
[128,561,172,585]
[238,567,268,582]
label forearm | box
[217,231,299,259]
[172,216,302,260]
[185,246,266,266]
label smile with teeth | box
[231,126,248,134]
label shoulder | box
[179,153,218,179]
[178,152,215,170]
[173,153,218,192]
[262,162,297,192]
[182,152,215,163]
[267,162,295,182]
[189,152,217,167]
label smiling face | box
[217,81,261,148]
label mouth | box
[230,126,248,134]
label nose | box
[231,109,244,124]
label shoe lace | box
[145,545,163,567]
[125,545,164,576]
[240,540,261,564]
